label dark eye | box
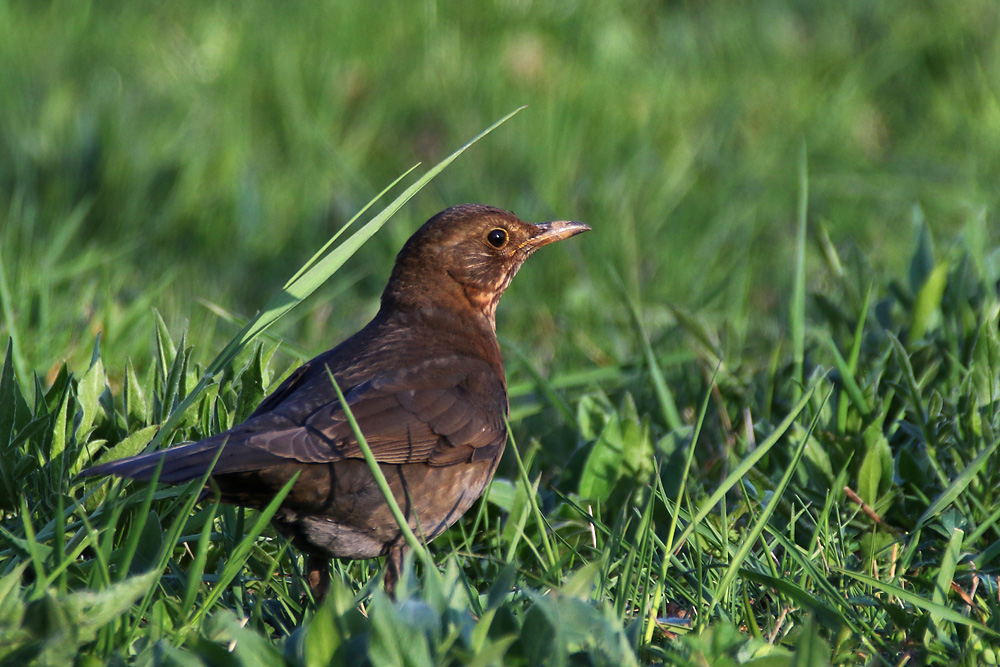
[486,228,508,248]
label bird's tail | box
[79,435,231,484]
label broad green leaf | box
[64,571,159,642]
[233,342,268,423]
[368,591,435,667]
[123,358,148,427]
[857,427,891,505]
[791,614,833,667]
[910,262,948,341]
[525,585,640,667]
[0,339,31,446]
[74,358,108,448]
[578,413,623,502]
[304,597,342,667]
[49,373,71,474]
[576,392,614,443]
[201,609,286,667]
[971,313,1000,408]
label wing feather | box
[234,355,507,467]
[83,352,509,484]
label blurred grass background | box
[2,0,997,381]
[4,2,1000,663]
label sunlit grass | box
[3,1,1000,664]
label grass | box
[3,1,1000,664]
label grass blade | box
[707,387,830,617]
[791,140,808,400]
[144,107,526,452]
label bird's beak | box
[525,220,591,250]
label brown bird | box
[81,204,589,598]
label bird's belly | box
[239,455,503,559]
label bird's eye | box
[486,228,508,249]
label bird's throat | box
[461,284,502,331]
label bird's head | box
[382,204,590,321]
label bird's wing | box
[80,355,508,484]
[247,361,314,419]
[232,354,508,467]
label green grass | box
[3,1,1000,664]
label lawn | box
[2,1,1000,664]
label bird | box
[81,203,589,598]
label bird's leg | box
[383,545,406,598]
[306,554,330,602]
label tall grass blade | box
[707,387,829,617]
[144,107,525,452]
[191,477,299,624]
[674,381,818,548]
[838,570,998,636]
[791,139,808,399]
[325,369,434,577]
